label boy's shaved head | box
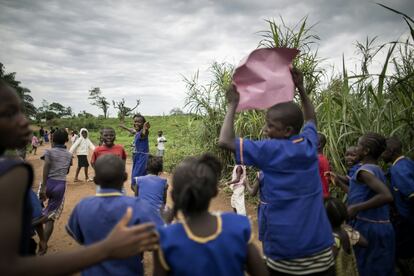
[94,154,126,188]
[267,101,304,134]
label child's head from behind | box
[264,102,303,139]
[0,81,31,152]
[133,114,146,131]
[357,132,386,161]
[172,153,222,216]
[345,146,360,167]
[382,136,402,164]
[102,127,116,147]
[158,130,163,137]
[94,154,127,189]
[53,129,69,145]
[147,155,163,175]
[325,197,348,229]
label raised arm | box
[218,85,239,152]
[119,124,136,135]
[291,68,316,125]
[141,122,150,139]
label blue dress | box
[131,130,149,184]
[134,175,168,213]
[66,188,163,276]
[348,164,395,276]
[157,213,252,276]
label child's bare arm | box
[141,122,150,138]
[119,124,136,135]
[218,86,239,151]
[246,243,268,276]
[357,233,368,247]
[291,68,316,125]
[347,170,393,218]
[40,159,51,201]
[246,173,260,196]
[153,250,168,276]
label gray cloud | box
[1,0,413,115]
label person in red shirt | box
[91,127,127,168]
[318,133,331,199]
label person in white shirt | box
[156,130,167,157]
[69,128,95,182]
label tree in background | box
[112,98,140,122]
[0,62,37,118]
[88,87,109,118]
[77,110,94,118]
[169,107,184,115]
[36,100,73,121]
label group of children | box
[1,64,413,276]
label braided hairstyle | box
[133,113,146,123]
[172,153,222,217]
[358,132,386,159]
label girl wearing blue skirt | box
[348,133,395,276]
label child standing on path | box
[318,133,331,199]
[67,154,162,276]
[69,128,95,182]
[0,81,158,276]
[153,153,267,276]
[219,69,335,275]
[38,128,72,248]
[91,127,127,168]
[347,133,395,276]
[120,114,150,185]
[225,165,247,215]
[156,130,167,157]
[133,155,168,216]
[30,132,39,155]
[382,136,414,275]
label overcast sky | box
[1,0,413,116]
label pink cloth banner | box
[233,48,299,112]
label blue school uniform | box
[347,163,362,178]
[235,121,333,260]
[0,157,34,255]
[131,130,149,183]
[348,164,395,276]
[66,188,163,276]
[256,171,265,241]
[157,212,252,276]
[389,156,414,223]
[389,156,414,259]
[134,175,168,212]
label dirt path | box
[27,143,260,275]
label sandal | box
[86,178,94,182]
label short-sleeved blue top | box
[347,163,362,178]
[234,121,333,260]
[348,164,390,221]
[157,212,252,276]
[66,188,163,276]
[135,175,168,211]
[389,157,414,222]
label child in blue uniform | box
[327,146,362,194]
[120,114,150,189]
[134,155,168,215]
[0,81,159,275]
[382,136,414,275]
[153,153,266,276]
[347,133,395,276]
[67,154,163,276]
[219,69,334,275]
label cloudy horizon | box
[1,0,413,116]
